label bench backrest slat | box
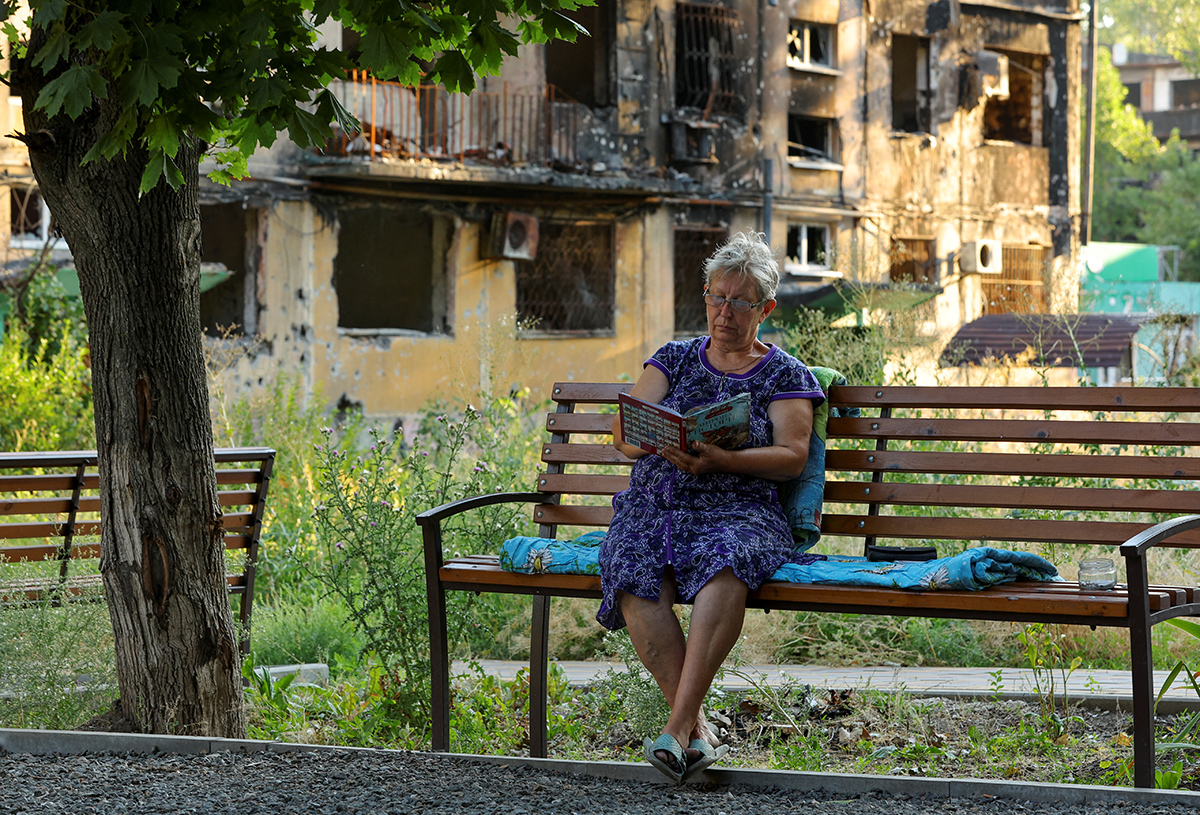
[832,416,1200,445]
[824,480,1200,514]
[833,385,1200,411]
[827,449,1200,479]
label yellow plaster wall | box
[242,202,680,419]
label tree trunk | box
[17,77,246,736]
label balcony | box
[322,73,587,168]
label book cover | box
[619,392,751,454]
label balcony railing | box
[325,73,583,167]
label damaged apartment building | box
[0,0,1084,415]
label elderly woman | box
[599,231,823,783]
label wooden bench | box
[418,383,1200,788]
[0,447,275,655]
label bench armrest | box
[1120,514,1200,558]
[418,491,548,569]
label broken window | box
[674,227,726,336]
[517,220,614,334]
[545,1,614,108]
[889,238,937,284]
[785,223,831,272]
[199,203,265,337]
[674,3,741,116]
[892,34,931,133]
[334,203,450,334]
[9,185,63,249]
[983,50,1043,145]
[787,115,835,163]
[1171,79,1200,109]
[981,244,1048,315]
[787,21,833,71]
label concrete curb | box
[4,728,1200,808]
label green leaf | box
[30,23,70,70]
[78,10,127,51]
[34,64,108,119]
[1166,618,1200,640]
[138,148,184,195]
[285,106,331,150]
[144,113,180,157]
[117,58,182,108]
[358,23,415,72]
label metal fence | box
[326,73,582,166]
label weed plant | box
[0,592,116,729]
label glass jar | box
[1078,558,1117,591]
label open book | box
[618,391,752,455]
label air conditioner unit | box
[960,240,1002,274]
[487,212,539,261]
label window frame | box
[786,114,842,170]
[786,20,839,75]
[515,218,617,338]
[9,185,67,250]
[784,222,837,277]
[891,34,933,134]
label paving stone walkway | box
[460,660,1200,712]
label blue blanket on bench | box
[498,532,1060,591]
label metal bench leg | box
[1127,553,1155,788]
[530,595,551,758]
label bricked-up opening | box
[786,223,830,270]
[981,245,1049,315]
[675,3,741,116]
[200,203,261,337]
[334,204,450,333]
[983,50,1043,145]
[545,2,614,108]
[787,21,833,70]
[517,220,614,334]
[1172,79,1200,109]
[892,34,931,133]
[889,238,937,284]
[787,115,834,162]
[674,227,726,336]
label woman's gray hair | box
[702,231,780,302]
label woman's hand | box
[659,442,728,475]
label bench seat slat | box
[437,557,1152,618]
[823,480,1200,514]
[831,386,1200,412]
[827,449,1200,479]
[830,417,1200,446]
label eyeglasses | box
[702,289,768,313]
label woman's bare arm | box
[611,365,671,460]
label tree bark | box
[16,70,246,736]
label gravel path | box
[1,749,1197,815]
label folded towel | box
[769,546,1060,590]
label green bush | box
[0,322,94,452]
[249,588,365,677]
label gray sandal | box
[682,738,729,781]
[644,734,686,784]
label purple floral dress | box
[596,337,825,630]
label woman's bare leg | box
[619,567,748,764]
